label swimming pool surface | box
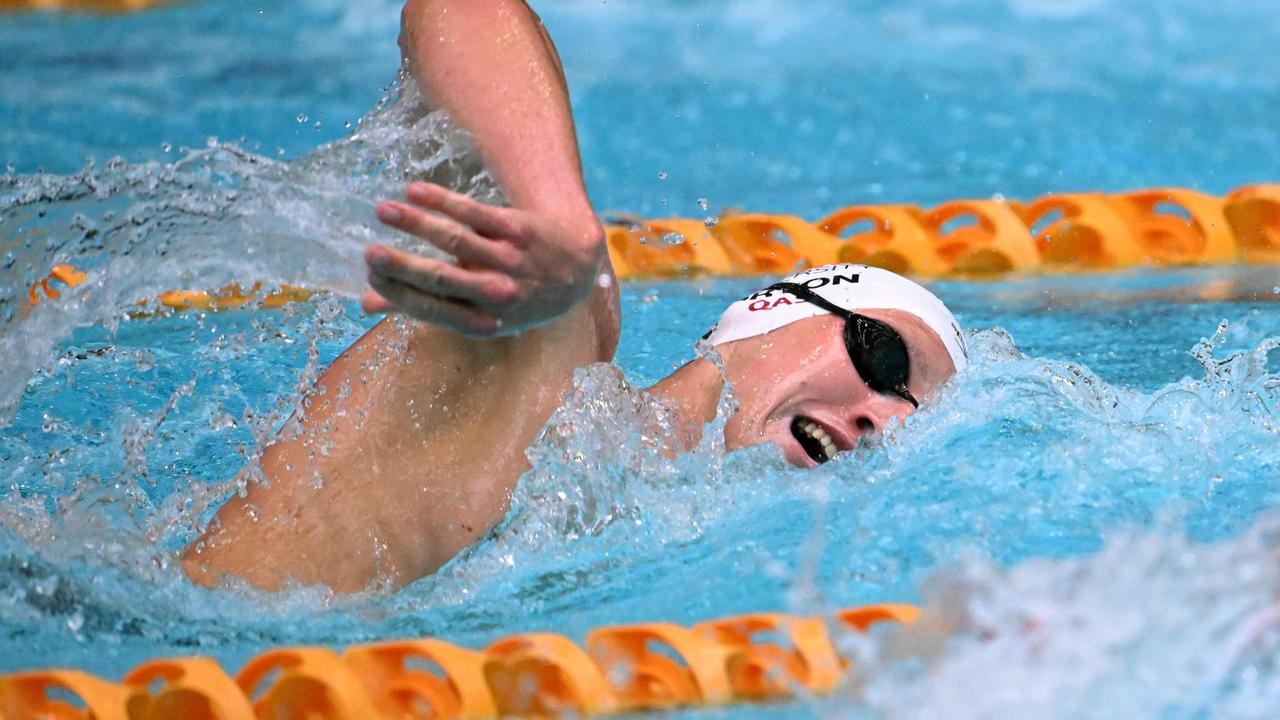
[2,0,1280,716]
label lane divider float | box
[604,183,1279,278]
[22,183,1280,314]
[0,0,170,13]
[0,603,917,719]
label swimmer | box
[181,0,965,593]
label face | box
[718,310,957,468]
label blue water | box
[2,0,1280,717]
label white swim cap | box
[704,263,968,371]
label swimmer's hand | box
[364,182,606,337]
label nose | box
[849,394,914,440]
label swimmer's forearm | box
[399,0,596,230]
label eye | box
[860,324,912,386]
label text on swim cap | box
[743,273,859,302]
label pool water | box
[3,0,1280,717]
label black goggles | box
[764,282,919,408]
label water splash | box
[0,75,499,422]
[843,514,1280,719]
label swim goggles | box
[763,282,919,408]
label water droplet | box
[314,121,322,132]
[697,197,709,211]
[134,351,156,372]
[344,121,352,129]
[67,611,84,633]
[1272,286,1279,295]
[160,142,172,153]
[296,113,308,123]
[657,171,668,180]
[661,232,685,246]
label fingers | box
[364,274,501,338]
[376,200,519,270]
[366,244,518,307]
[359,289,394,314]
[403,182,519,239]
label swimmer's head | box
[704,264,966,467]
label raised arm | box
[363,0,609,336]
[182,0,619,593]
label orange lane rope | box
[0,603,918,719]
[0,0,171,12]
[604,183,1280,279]
[22,183,1280,314]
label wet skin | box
[650,311,958,468]
[180,0,959,593]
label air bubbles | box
[657,171,668,180]
[696,197,709,211]
[296,113,309,124]
[660,232,685,246]
[314,121,322,133]
[160,142,172,153]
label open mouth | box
[791,415,838,464]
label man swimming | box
[181,0,965,593]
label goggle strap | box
[764,282,853,320]
[766,282,918,408]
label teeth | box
[799,419,838,460]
